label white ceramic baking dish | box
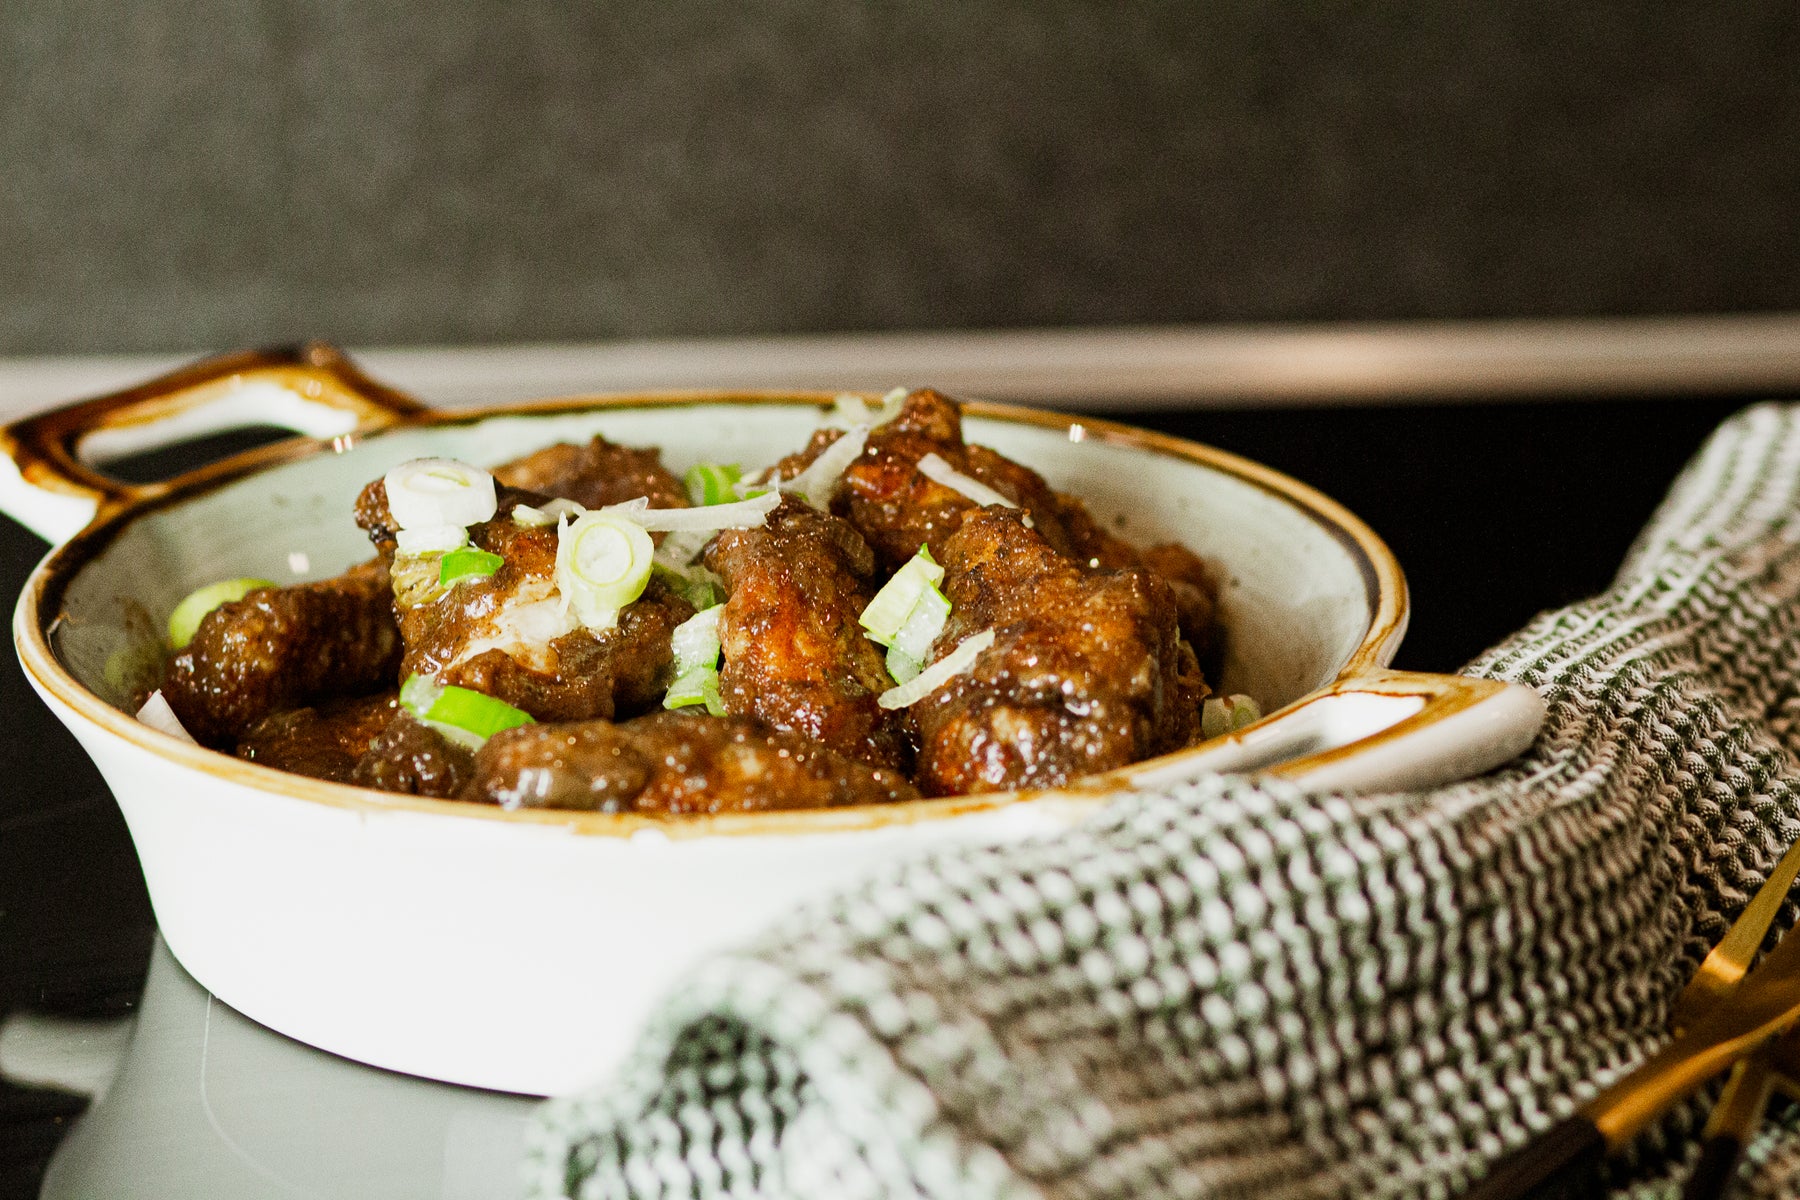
[2,344,1542,1095]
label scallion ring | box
[556,510,655,630]
[383,458,497,532]
[168,576,276,649]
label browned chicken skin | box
[353,711,474,797]
[235,692,401,782]
[907,507,1207,796]
[492,436,689,512]
[705,496,910,771]
[465,710,919,814]
[163,561,403,745]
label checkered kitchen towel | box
[528,405,1800,1200]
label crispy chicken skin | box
[704,496,910,771]
[492,436,689,512]
[163,561,404,745]
[357,481,695,723]
[464,710,919,814]
[907,507,1206,796]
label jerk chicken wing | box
[163,561,404,745]
[907,506,1207,796]
[705,496,910,771]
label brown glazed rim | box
[13,343,1409,840]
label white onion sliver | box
[917,453,1016,510]
[784,426,868,509]
[136,690,198,744]
[541,498,588,521]
[620,490,781,532]
[877,629,995,710]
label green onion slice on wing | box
[859,545,946,646]
[781,427,868,510]
[167,577,277,649]
[439,547,504,584]
[663,605,727,716]
[556,511,656,630]
[400,674,535,750]
[685,462,743,507]
[916,452,1032,527]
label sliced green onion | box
[825,388,908,429]
[685,462,742,506]
[663,666,726,716]
[877,629,995,710]
[556,511,655,630]
[136,689,198,744]
[858,545,944,645]
[886,645,923,685]
[653,563,723,610]
[439,547,504,584]
[400,673,535,750]
[384,458,497,531]
[888,584,950,663]
[1201,693,1264,740]
[670,604,724,675]
[168,576,276,649]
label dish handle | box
[0,342,427,545]
[1130,669,1546,794]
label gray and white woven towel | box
[528,405,1800,1200]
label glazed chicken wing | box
[163,561,404,745]
[704,496,909,771]
[907,507,1206,796]
[773,388,1075,572]
[234,692,400,783]
[777,389,1224,669]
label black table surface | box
[0,393,1765,1198]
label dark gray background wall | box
[4,3,1796,356]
